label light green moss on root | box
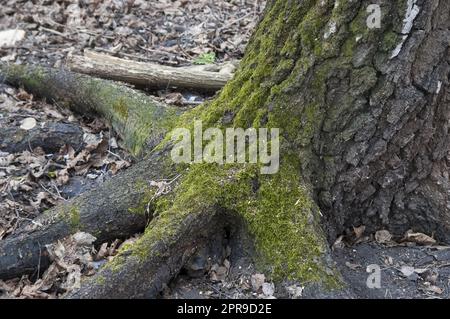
[111,160,338,287]
[95,275,106,285]
[55,204,81,232]
[112,97,129,121]
[80,77,180,156]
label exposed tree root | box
[63,159,339,298]
[0,121,84,154]
[0,62,182,157]
[0,146,174,280]
[67,207,238,298]
[1,0,449,299]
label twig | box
[219,12,253,31]
[39,26,72,39]
[39,181,66,201]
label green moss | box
[228,161,332,282]
[95,275,106,285]
[58,205,81,232]
[112,97,129,120]
[116,160,338,287]
[381,30,400,52]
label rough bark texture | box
[0,63,181,156]
[0,121,84,154]
[188,0,450,242]
[67,50,233,91]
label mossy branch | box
[0,63,181,156]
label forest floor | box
[1,0,449,299]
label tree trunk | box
[0,0,449,298]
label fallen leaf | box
[424,284,443,295]
[262,282,275,297]
[375,230,392,244]
[399,265,428,278]
[400,265,415,277]
[384,255,394,266]
[404,230,436,246]
[95,242,109,260]
[345,261,362,270]
[72,232,97,246]
[353,225,366,239]
[20,117,37,130]
[286,285,304,298]
[16,89,33,101]
[164,92,184,105]
[251,273,265,292]
[332,235,345,250]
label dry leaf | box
[95,242,109,260]
[400,265,415,277]
[251,273,265,292]
[353,225,366,239]
[286,285,304,298]
[262,282,275,297]
[375,230,392,244]
[345,261,362,270]
[0,29,26,48]
[332,235,345,250]
[424,284,443,295]
[20,117,37,130]
[404,230,436,246]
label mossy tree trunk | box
[1,0,449,298]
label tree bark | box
[68,207,233,298]
[0,121,84,154]
[67,50,234,91]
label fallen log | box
[66,50,235,92]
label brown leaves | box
[0,86,131,245]
[403,230,436,246]
[374,229,437,246]
[1,0,265,67]
[375,230,393,244]
[0,232,97,298]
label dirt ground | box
[1,0,449,299]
